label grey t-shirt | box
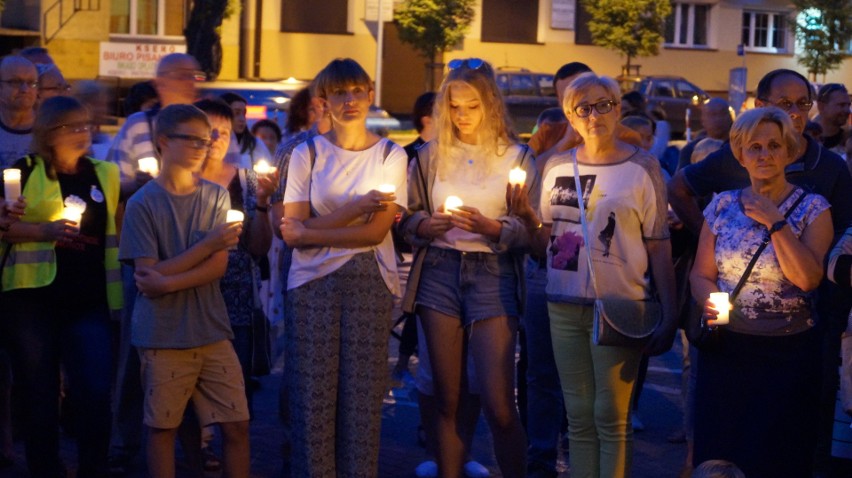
[0,121,32,170]
[119,179,234,348]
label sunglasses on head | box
[448,58,485,71]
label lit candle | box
[62,195,87,224]
[3,169,21,205]
[377,184,396,194]
[138,157,159,177]
[253,159,277,175]
[508,167,527,187]
[226,209,245,224]
[709,292,731,325]
[444,196,463,212]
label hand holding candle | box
[138,157,159,177]
[3,169,21,205]
[253,159,277,176]
[508,167,527,187]
[708,292,731,325]
[444,196,463,212]
[226,209,245,224]
[377,184,396,194]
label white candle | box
[226,209,245,224]
[138,157,159,177]
[3,169,21,205]
[377,184,396,194]
[444,196,463,212]
[62,205,84,223]
[508,167,527,187]
[253,159,276,175]
[709,292,731,325]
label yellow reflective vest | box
[0,155,123,311]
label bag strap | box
[306,137,319,218]
[570,150,601,299]
[730,188,808,301]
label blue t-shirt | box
[118,179,233,348]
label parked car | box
[618,75,710,138]
[197,79,402,136]
[495,68,559,134]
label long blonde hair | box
[434,60,515,178]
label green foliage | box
[394,0,476,61]
[581,0,671,70]
[792,0,852,80]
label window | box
[110,0,187,37]
[665,3,710,47]
[281,0,348,34]
[509,75,536,96]
[742,11,788,53]
[481,0,539,44]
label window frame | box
[110,0,186,41]
[742,9,790,54]
[665,2,712,49]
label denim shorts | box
[415,247,519,326]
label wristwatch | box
[768,220,788,236]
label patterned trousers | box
[285,252,392,477]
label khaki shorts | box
[139,340,250,429]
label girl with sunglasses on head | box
[513,73,677,478]
[400,58,539,478]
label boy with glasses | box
[118,104,250,478]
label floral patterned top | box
[704,187,830,336]
[220,169,261,327]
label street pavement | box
[2,329,691,478]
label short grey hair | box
[562,73,621,116]
[729,107,798,164]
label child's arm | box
[134,250,229,298]
[147,222,241,276]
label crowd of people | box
[0,46,851,478]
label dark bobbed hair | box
[124,80,158,116]
[286,87,313,134]
[553,62,592,89]
[219,92,248,106]
[194,98,234,122]
[621,111,656,135]
[251,119,283,143]
[312,58,372,100]
[31,96,89,179]
[756,69,812,102]
[412,92,437,133]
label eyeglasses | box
[448,58,485,71]
[571,100,616,118]
[159,70,207,82]
[166,134,213,150]
[52,122,91,134]
[761,98,814,112]
[0,79,38,90]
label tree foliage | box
[184,0,240,81]
[792,0,852,81]
[581,0,671,73]
[394,0,475,89]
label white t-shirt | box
[431,142,523,252]
[283,135,408,297]
[540,148,669,303]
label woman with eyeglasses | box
[279,58,408,476]
[513,73,677,478]
[399,58,538,478]
[0,96,122,477]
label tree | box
[184,0,240,81]
[394,0,476,90]
[792,0,852,82]
[581,0,671,75]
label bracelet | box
[768,220,787,236]
[255,205,269,213]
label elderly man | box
[0,56,37,169]
[815,83,850,157]
[677,97,734,170]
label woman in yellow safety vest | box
[0,96,121,477]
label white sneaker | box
[464,460,491,478]
[415,460,438,478]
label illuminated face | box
[736,121,790,181]
[51,110,92,160]
[566,85,619,141]
[229,100,247,134]
[254,125,279,155]
[207,114,232,163]
[448,82,484,144]
[325,83,373,125]
[160,119,211,172]
[818,90,851,130]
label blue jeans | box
[1,287,114,478]
[522,258,563,476]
